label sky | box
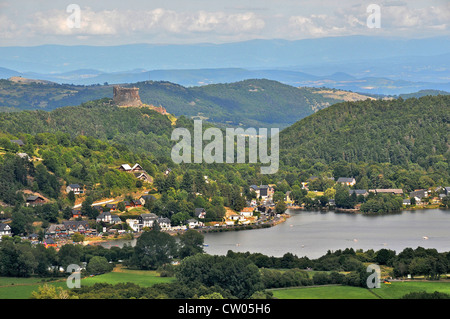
[0,0,449,46]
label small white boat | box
[423,236,429,240]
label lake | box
[99,208,450,259]
[202,208,450,258]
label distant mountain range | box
[1,67,449,96]
[0,36,449,95]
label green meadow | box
[271,281,450,299]
[0,267,175,299]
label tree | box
[10,210,31,236]
[275,200,287,214]
[176,254,263,299]
[375,249,396,265]
[335,184,353,209]
[131,229,177,270]
[178,229,204,258]
[68,191,76,204]
[31,284,75,299]
[86,256,113,275]
[81,196,97,219]
[117,201,126,212]
[171,212,190,226]
[71,232,85,243]
[58,244,83,269]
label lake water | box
[99,209,450,259]
[202,209,450,259]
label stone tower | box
[113,86,143,107]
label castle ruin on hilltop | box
[113,86,143,107]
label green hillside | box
[280,95,449,166]
[0,98,174,158]
[278,95,450,192]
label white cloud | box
[0,1,448,45]
[23,7,265,38]
[286,3,449,39]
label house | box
[111,215,122,224]
[403,199,411,206]
[66,184,82,195]
[157,217,171,229]
[134,172,152,183]
[130,163,144,172]
[410,189,428,201]
[46,224,67,237]
[371,189,404,195]
[126,219,140,232]
[62,221,91,234]
[164,168,172,176]
[96,211,112,223]
[72,210,82,219]
[122,200,141,209]
[26,195,45,206]
[337,177,356,186]
[259,185,274,199]
[10,139,24,146]
[123,201,132,209]
[187,219,200,229]
[105,203,117,211]
[240,210,253,218]
[138,213,158,230]
[132,199,142,207]
[194,208,207,219]
[0,223,12,238]
[118,164,132,171]
[349,189,369,197]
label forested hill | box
[280,95,450,169]
[0,99,175,160]
[0,78,373,128]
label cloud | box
[23,7,265,38]
[0,15,18,38]
[286,3,449,39]
[0,1,448,45]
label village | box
[0,142,449,250]
[1,171,449,250]
[0,159,289,249]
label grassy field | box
[271,285,379,299]
[81,267,174,287]
[0,266,174,299]
[271,281,450,299]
